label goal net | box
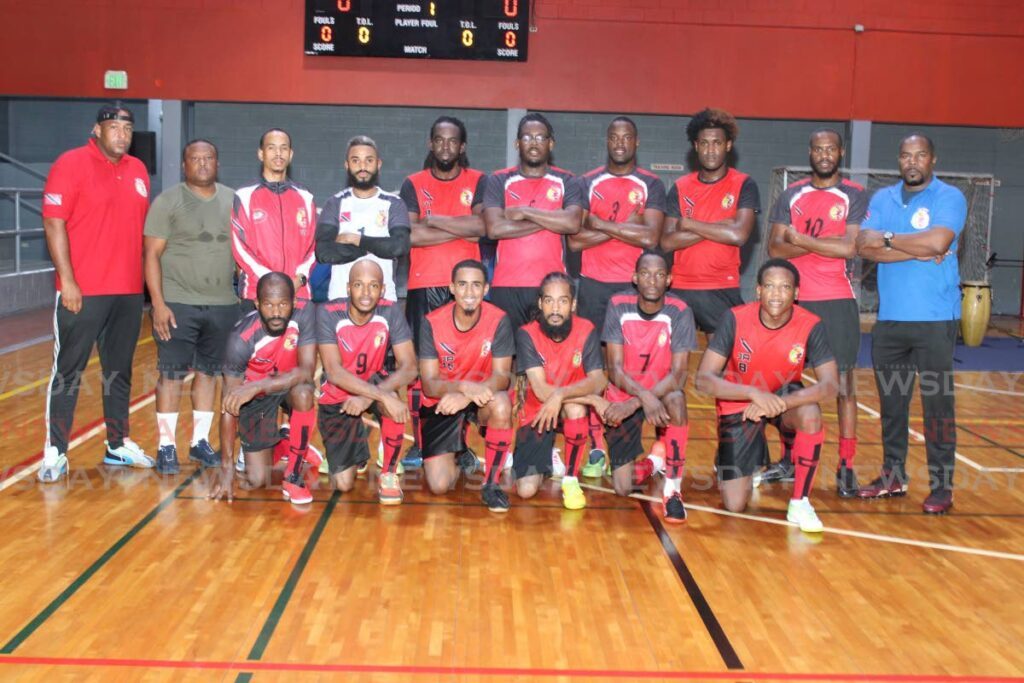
[757,168,996,313]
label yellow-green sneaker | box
[580,449,605,478]
[561,478,586,510]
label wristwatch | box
[882,231,895,249]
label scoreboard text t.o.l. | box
[305,1,529,62]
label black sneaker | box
[481,483,510,513]
[156,444,180,475]
[188,439,221,468]
[662,493,687,524]
[761,458,795,484]
[458,448,482,475]
[836,464,859,498]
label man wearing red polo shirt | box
[39,104,154,482]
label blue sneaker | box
[401,446,424,470]
[38,446,68,483]
[156,444,180,474]
[188,439,220,468]
[103,439,155,468]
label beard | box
[261,316,288,337]
[433,156,457,173]
[811,159,839,179]
[522,155,547,168]
[347,170,379,191]
[539,314,572,341]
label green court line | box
[246,490,340,661]
[1,470,202,654]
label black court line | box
[639,501,744,670]
[1,470,202,654]
[177,494,635,511]
[957,424,1024,460]
[234,490,340,682]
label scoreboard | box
[305,1,530,62]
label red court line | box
[0,389,157,485]
[0,655,1021,681]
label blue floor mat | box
[857,333,1024,372]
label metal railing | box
[0,188,49,276]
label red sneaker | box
[282,476,313,505]
[378,472,403,506]
[857,470,908,499]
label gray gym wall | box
[1,96,1021,318]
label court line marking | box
[0,469,202,654]
[0,373,193,492]
[574,482,1024,563]
[0,334,53,357]
[800,372,1024,474]
[0,654,1021,681]
[640,501,743,670]
[953,381,1024,397]
[0,336,155,403]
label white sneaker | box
[103,438,155,468]
[38,446,68,483]
[752,469,763,488]
[551,448,567,477]
[235,447,245,473]
[787,497,824,533]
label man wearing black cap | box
[39,103,153,482]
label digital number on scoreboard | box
[305,1,529,61]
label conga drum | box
[960,281,992,347]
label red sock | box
[380,418,406,474]
[791,429,825,500]
[839,437,857,467]
[562,417,588,477]
[663,424,689,480]
[408,381,423,449]
[286,408,316,479]
[588,409,606,453]
[633,458,654,485]
[483,428,514,485]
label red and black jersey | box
[418,301,514,408]
[231,179,316,301]
[482,166,583,287]
[515,316,603,426]
[666,168,760,289]
[400,168,486,289]
[601,291,697,403]
[768,179,868,301]
[223,300,317,387]
[42,139,150,296]
[708,302,834,416]
[315,299,413,405]
[578,166,667,283]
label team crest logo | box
[376,209,387,228]
[911,207,930,230]
[460,189,474,207]
[374,332,386,348]
[481,340,492,357]
[829,204,846,221]
[788,343,805,364]
[134,178,148,198]
[572,350,582,367]
[253,209,267,221]
[296,208,309,229]
[546,186,562,202]
[628,189,642,205]
[721,193,735,209]
[284,335,298,350]
[657,331,668,347]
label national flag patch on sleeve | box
[44,193,62,206]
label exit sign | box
[104,70,128,90]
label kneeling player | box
[603,252,697,523]
[695,259,838,532]
[210,272,318,504]
[514,273,608,509]
[317,261,416,504]
[419,260,516,512]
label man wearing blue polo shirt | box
[855,134,966,514]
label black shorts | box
[406,286,453,350]
[237,391,288,452]
[513,425,556,479]
[489,286,539,331]
[715,382,802,481]
[578,277,630,334]
[671,288,743,334]
[318,402,374,474]
[154,302,241,378]
[799,298,860,372]
[606,404,645,470]
[420,404,477,458]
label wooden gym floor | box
[0,307,1022,682]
